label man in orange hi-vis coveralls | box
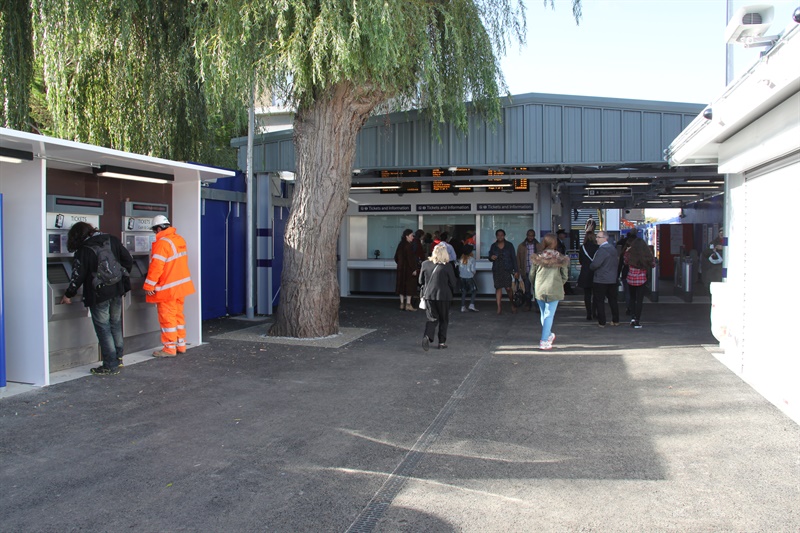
[144,215,196,357]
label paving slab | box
[0,297,797,532]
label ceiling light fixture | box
[659,193,702,198]
[586,182,650,187]
[350,185,401,190]
[0,147,34,164]
[94,165,173,184]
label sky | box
[499,0,799,104]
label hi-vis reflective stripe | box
[145,278,158,286]
[176,325,185,330]
[154,277,193,292]
[151,251,186,263]
[160,238,187,262]
[161,326,178,333]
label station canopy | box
[232,92,723,209]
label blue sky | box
[500,0,798,104]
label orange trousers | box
[156,297,185,355]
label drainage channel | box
[345,352,492,533]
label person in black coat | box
[61,222,134,375]
[578,231,599,320]
[419,244,457,351]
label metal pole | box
[245,84,255,319]
[726,0,734,86]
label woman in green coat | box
[529,233,570,350]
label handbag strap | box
[582,245,596,262]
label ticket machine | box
[45,195,103,371]
[121,202,167,353]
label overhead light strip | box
[94,165,173,184]
[586,182,651,187]
[0,147,34,164]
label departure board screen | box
[379,181,421,194]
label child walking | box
[459,245,478,312]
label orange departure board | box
[432,180,456,192]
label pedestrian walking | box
[419,244,457,351]
[529,234,570,350]
[590,231,620,327]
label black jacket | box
[64,233,134,307]
[577,242,599,288]
[419,260,457,302]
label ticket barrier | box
[45,197,105,372]
[120,202,167,353]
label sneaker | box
[611,322,620,326]
[633,322,643,329]
[468,305,479,312]
[152,350,177,358]
[461,306,466,313]
[438,343,448,349]
[422,336,430,352]
[598,323,606,328]
[539,340,552,350]
[90,365,119,376]
[117,357,124,367]
[630,319,636,327]
[547,333,556,345]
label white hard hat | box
[151,214,171,228]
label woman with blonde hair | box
[529,233,570,350]
[419,244,458,351]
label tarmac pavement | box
[1,296,798,532]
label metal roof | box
[233,92,724,207]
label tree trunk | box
[268,82,382,338]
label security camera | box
[793,6,800,24]
[724,5,775,46]
[352,169,361,175]
[702,107,713,120]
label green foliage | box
[1,0,33,129]
[193,0,532,129]
[19,0,245,166]
[2,0,581,165]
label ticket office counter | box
[348,259,498,294]
[346,209,536,295]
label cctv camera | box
[725,5,777,46]
[793,6,800,24]
[702,108,713,120]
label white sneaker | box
[468,305,478,312]
[539,340,552,350]
[461,306,466,312]
[547,333,556,345]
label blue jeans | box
[90,296,123,369]
[460,277,477,308]
[536,299,560,342]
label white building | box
[668,8,800,424]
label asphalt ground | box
[1,296,798,532]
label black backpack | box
[87,237,127,290]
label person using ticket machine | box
[144,215,196,358]
[61,222,134,375]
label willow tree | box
[5,0,581,338]
[193,0,580,338]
